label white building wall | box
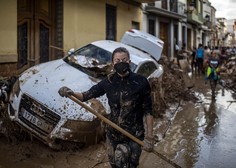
[142,11,148,32]
[203,1,211,18]
[178,22,182,48]
[227,19,235,33]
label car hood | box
[19,59,109,121]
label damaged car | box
[8,29,164,148]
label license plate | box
[22,109,53,133]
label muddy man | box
[59,47,154,168]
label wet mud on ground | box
[154,74,236,168]
[1,67,236,167]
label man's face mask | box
[114,62,130,75]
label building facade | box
[0,0,154,76]
[142,0,187,59]
[0,0,223,77]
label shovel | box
[67,93,181,168]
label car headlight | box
[11,79,20,97]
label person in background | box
[191,47,197,73]
[213,46,221,59]
[175,43,180,60]
[196,44,204,74]
[203,46,211,71]
[220,48,227,65]
[58,47,154,168]
[205,51,221,99]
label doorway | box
[17,0,63,70]
[187,28,192,50]
[160,22,169,56]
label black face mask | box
[114,62,130,75]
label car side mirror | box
[68,48,75,55]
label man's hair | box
[112,47,130,61]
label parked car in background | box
[8,29,164,148]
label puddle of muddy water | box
[154,81,236,168]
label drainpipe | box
[178,22,182,49]
[156,17,160,38]
[184,25,188,48]
[170,19,174,60]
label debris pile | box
[220,56,236,93]
[0,76,22,141]
[149,56,197,118]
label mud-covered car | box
[8,29,164,148]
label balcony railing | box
[145,0,187,19]
[147,0,188,15]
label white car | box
[8,29,164,148]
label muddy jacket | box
[82,71,153,141]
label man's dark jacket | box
[82,71,153,142]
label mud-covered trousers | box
[106,135,142,168]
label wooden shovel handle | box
[67,94,181,168]
[68,94,144,145]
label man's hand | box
[58,86,73,97]
[142,136,154,152]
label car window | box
[130,63,137,72]
[63,44,113,78]
[73,44,112,65]
[136,61,157,78]
[64,44,139,78]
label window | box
[148,19,155,36]
[148,3,155,6]
[170,0,178,12]
[40,24,49,63]
[188,0,197,8]
[64,44,113,78]
[136,62,157,78]
[106,4,116,41]
[161,0,167,9]
[132,21,140,30]
[17,22,28,68]
[73,44,112,64]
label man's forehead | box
[113,52,129,58]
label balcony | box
[187,9,203,25]
[145,1,186,20]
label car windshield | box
[64,44,137,78]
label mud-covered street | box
[153,74,236,168]
[0,72,236,168]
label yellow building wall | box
[0,0,17,63]
[63,0,143,51]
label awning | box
[145,6,186,20]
